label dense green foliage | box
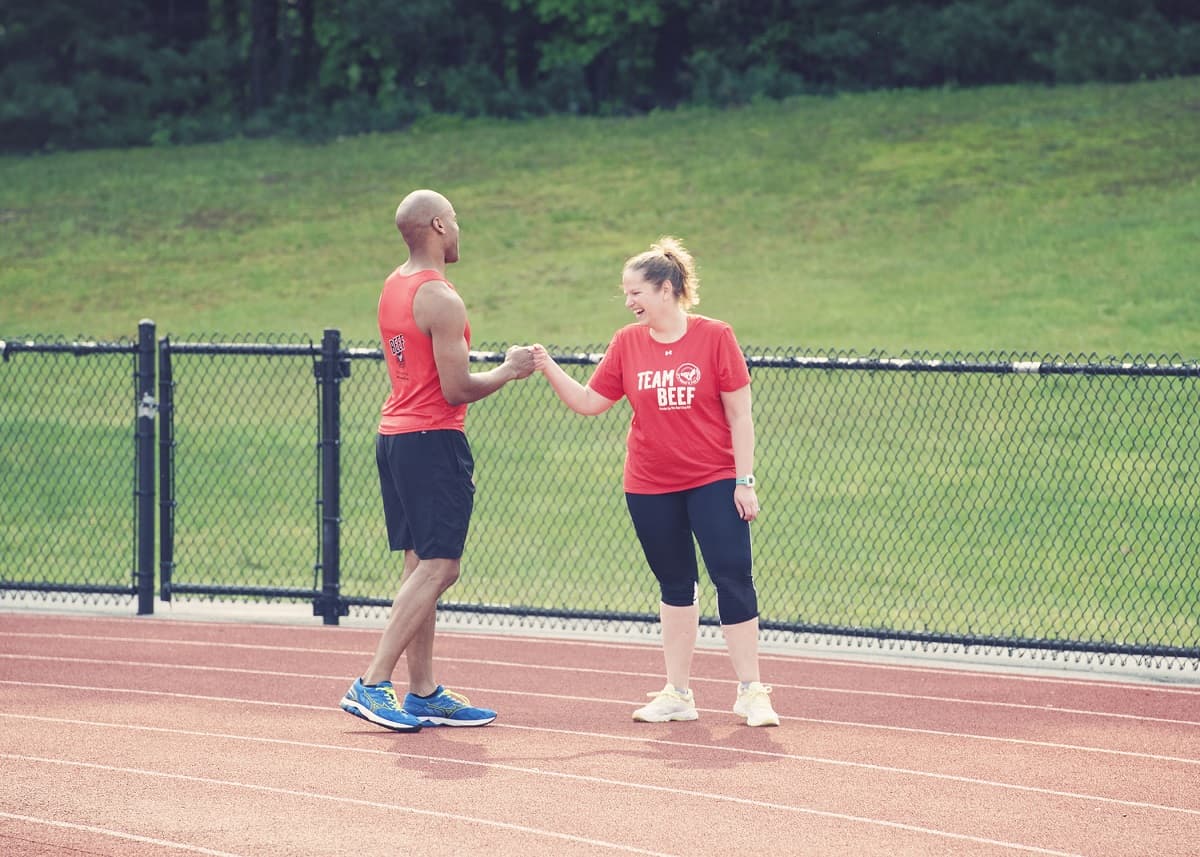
[2,0,1198,151]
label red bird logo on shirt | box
[676,362,701,385]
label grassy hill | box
[3,79,1198,648]
[2,77,1198,357]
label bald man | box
[340,189,534,732]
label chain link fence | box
[1,326,155,610]
[2,327,1197,668]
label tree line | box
[3,0,1198,152]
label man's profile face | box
[440,207,460,264]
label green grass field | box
[2,79,1198,651]
[3,78,1199,356]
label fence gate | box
[158,330,349,623]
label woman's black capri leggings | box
[624,478,758,626]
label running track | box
[1,611,1197,857]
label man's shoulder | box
[385,267,452,288]
[413,277,467,334]
[416,278,462,307]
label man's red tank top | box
[377,268,470,434]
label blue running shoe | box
[403,685,496,727]
[340,679,422,732]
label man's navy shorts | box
[376,430,475,560]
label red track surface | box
[1,611,1197,856]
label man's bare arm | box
[417,281,532,405]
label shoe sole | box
[734,705,780,727]
[411,714,497,727]
[745,715,780,727]
[632,709,699,723]
[340,698,422,732]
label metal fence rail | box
[2,325,1197,667]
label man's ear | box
[431,215,446,234]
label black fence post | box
[157,337,175,602]
[315,328,350,625]
[135,319,156,615]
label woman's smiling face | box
[622,268,671,326]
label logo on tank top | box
[637,362,700,410]
[388,334,406,365]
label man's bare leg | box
[362,553,459,687]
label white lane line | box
[1,751,1087,857]
[0,811,247,856]
[3,709,1198,819]
[0,757,680,857]
[4,629,1198,697]
[2,651,1195,727]
[3,677,1197,769]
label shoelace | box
[442,688,472,706]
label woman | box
[531,237,778,727]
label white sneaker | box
[632,685,699,722]
[734,682,780,727]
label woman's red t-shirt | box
[587,315,751,494]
